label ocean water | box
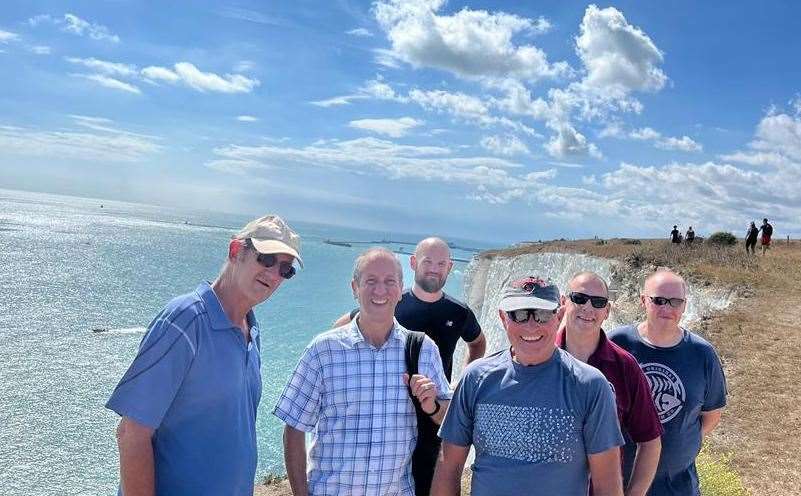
[0,189,490,495]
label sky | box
[1,0,800,243]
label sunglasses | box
[255,253,296,279]
[568,292,609,309]
[506,308,557,324]
[646,296,685,308]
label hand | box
[403,373,439,414]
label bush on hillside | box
[707,231,737,246]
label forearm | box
[430,444,467,496]
[117,421,155,496]
[284,426,309,496]
[426,399,450,425]
[626,438,661,496]
[588,448,624,496]
[464,334,486,365]
[701,409,723,436]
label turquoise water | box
[0,189,489,495]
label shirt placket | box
[367,344,385,489]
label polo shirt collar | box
[347,316,403,348]
[195,282,257,333]
[556,328,616,363]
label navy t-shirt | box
[439,348,624,496]
[608,325,727,496]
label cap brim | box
[499,296,558,312]
[250,239,304,268]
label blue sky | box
[1,1,800,243]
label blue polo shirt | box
[106,282,263,495]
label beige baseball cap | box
[234,215,303,268]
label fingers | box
[408,374,438,401]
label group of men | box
[106,214,727,496]
[746,218,773,255]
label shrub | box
[707,231,737,246]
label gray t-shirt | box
[608,325,727,496]
[439,348,624,496]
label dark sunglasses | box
[647,296,685,308]
[255,253,296,280]
[506,308,557,324]
[568,292,609,309]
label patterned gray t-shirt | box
[439,348,624,496]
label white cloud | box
[237,115,259,122]
[480,134,530,156]
[346,28,373,37]
[234,60,256,72]
[629,127,661,141]
[374,0,568,81]
[718,151,789,167]
[141,63,259,93]
[0,30,19,43]
[208,136,560,202]
[349,117,423,137]
[656,135,702,152]
[72,73,141,94]
[576,5,666,93]
[31,13,120,43]
[545,124,601,159]
[29,45,51,55]
[0,116,161,162]
[751,110,801,161]
[65,57,137,77]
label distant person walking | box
[609,270,727,496]
[670,226,681,244]
[106,215,303,495]
[745,222,759,254]
[685,226,695,246]
[759,218,773,255]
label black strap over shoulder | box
[405,331,426,409]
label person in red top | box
[557,272,663,496]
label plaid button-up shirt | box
[274,319,452,496]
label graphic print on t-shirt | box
[474,404,578,463]
[641,363,685,423]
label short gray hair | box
[352,247,403,285]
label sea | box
[0,188,495,495]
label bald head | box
[568,271,609,297]
[415,237,450,258]
[643,270,687,299]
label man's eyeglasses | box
[255,253,296,279]
[646,296,685,308]
[506,308,557,324]
[568,292,609,309]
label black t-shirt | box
[396,290,481,381]
[670,229,680,242]
[349,289,482,381]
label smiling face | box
[562,273,610,336]
[500,306,564,366]
[641,271,687,333]
[352,251,403,326]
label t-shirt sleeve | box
[437,371,476,447]
[419,338,454,400]
[272,342,324,432]
[624,359,663,442]
[105,313,196,429]
[461,307,482,343]
[583,377,625,454]
[702,349,727,411]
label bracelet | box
[426,400,441,416]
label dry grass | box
[255,238,801,495]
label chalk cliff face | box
[452,252,733,381]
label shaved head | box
[411,237,452,295]
[414,237,451,258]
[568,271,609,297]
[643,270,687,299]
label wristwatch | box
[426,400,441,416]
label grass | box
[697,446,749,496]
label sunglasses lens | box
[590,297,608,309]
[570,292,589,305]
[509,310,530,323]
[279,264,296,280]
[257,253,277,268]
[533,309,556,323]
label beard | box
[416,273,446,293]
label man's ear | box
[409,255,417,270]
[351,279,359,299]
[228,239,242,260]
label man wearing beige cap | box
[433,277,624,496]
[107,215,302,496]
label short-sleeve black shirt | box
[396,290,481,381]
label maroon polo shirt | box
[556,329,663,444]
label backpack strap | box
[405,331,426,410]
